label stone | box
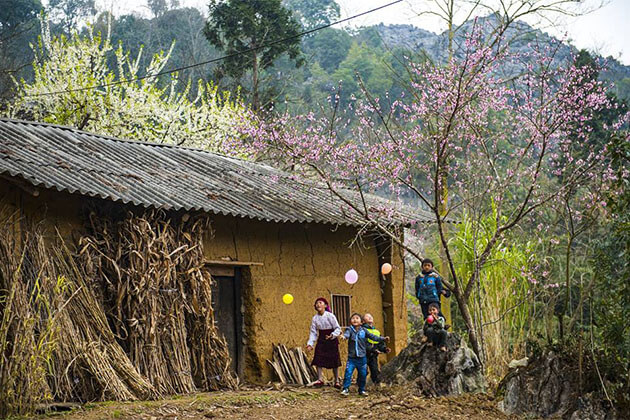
[507,357,529,369]
[380,332,486,397]
[496,351,619,419]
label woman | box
[306,297,342,388]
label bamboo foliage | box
[449,211,535,382]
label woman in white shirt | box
[306,297,342,388]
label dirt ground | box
[40,385,517,420]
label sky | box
[96,0,630,65]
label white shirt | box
[307,311,342,346]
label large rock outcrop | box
[380,333,486,397]
[496,350,619,419]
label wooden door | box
[211,270,242,375]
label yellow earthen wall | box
[0,179,408,384]
[205,215,407,383]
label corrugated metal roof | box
[0,118,433,227]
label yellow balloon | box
[381,263,393,275]
[282,293,294,304]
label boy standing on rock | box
[415,258,450,319]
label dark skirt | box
[311,328,341,368]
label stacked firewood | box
[268,345,318,385]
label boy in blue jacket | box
[340,313,389,396]
[415,258,450,319]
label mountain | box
[373,14,630,88]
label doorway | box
[211,269,243,376]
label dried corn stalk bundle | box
[0,223,60,417]
[79,209,237,393]
[47,243,157,402]
[0,216,156,416]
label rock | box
[570,394,618,420]
[497,350,575,417]
[508,357,529,369]
[380,332,486,397]
[496,350,619,419]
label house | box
[0,118,430,383]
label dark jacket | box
[362,323,388,354]
[415,270,443,303]
[343,325,386,358]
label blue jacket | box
[415,270,443,303]
[343,326,386,358]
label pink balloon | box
[427,315,434,324]
[345,269,358,284]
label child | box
[306,297,342,388]
[340,313,389,396]
[362,313,390,386]
[423,302,448,352]
[415,258,450,319]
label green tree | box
[93,7,217,92]
[147,0,180,18]
[594,129,630,408]
[283,0,339,31]
[0,0,43,100]
[303,28,351,73]
[8,18,251,155]
[332,42,393,105]
[204,0,303,111]
[47,0,96,32]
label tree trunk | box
[453,289,483,364]
[252,49,259,111]
[438,170,452,325]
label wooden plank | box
[272,346,288,384]
[298,347,315,380]
[296,348,315,382]
[208,266,234,277]
[204,260,264,266]
[287,348,304,385]
[281,345,300,384]
[276,345,295,383]
[267,358,287,384]
[294,348,310,384]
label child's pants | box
[343,356,367,392]
[366,351,380,384]
[426,327,448,347]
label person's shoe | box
[312,379,325,387]
[333,381,342,389]
[341,388,349,396]
[359,390,368,397]
[439,346,447,352]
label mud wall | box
[205,215,407,383]
[0,178,408,384]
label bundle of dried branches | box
[79,209,237,393]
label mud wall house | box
[0,118,431,384]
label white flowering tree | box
[8,17,251,156]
